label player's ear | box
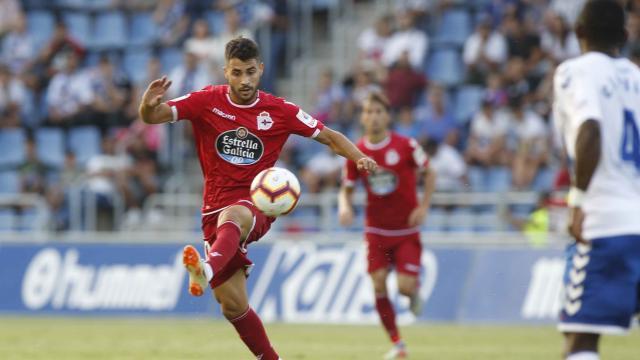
[223,65,229,81]
[259,62,264,75]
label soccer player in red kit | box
[138,37,377,360]
[339,92,435,359]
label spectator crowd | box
[2,0,640,231]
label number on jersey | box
[622,109,640,170]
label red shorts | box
[365,232,422,276]
[202,199,275,288]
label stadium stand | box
[0,0,589,233]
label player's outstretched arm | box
[314,127,377,172]
[567,119,601,243]
[139,76,174,124]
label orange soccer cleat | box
[182,245,209,297]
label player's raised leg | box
[395,235,423,316]
[397,273,421,316]
[214,268,280,360]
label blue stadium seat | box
[27,11,55,50]
[63,12,91,45]
[427,49,464,87]
[160,47,183,73]
[0,171,20,194]
[68,126,101,166]
[56,0,87,9]
[88,0,114,10]
[434,10,472,47]
[532,167,555,192]
[0,209,15,231]
[488,166,511,192]
[122,48,152,84]
[205,11,226,36]
[454,85,484,124]
[92,11,127,49]
[129,12,158,47]
[35,128,65,169]
[17,209,40,231]
[0,129,26,169]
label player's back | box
[554,52,640,239]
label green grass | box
[0,318,638,359]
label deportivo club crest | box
[385,149,400,165]
[257,111,273,130]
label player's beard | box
[233,85,258,103]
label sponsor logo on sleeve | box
[296,109,318,128]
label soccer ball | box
[250,167,301,217]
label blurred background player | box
[138,37,376,360]
[553,1,640,359]
[338,92,435,359]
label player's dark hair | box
[225,37,260,62]
[575,0,627,50]
[365,92,390,112]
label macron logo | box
[210,252,223,257]
[212,108,236,121]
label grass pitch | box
[0,318,638,359]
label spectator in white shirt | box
[184,19,215,61]
[541,11,580,64]
[550,0,586,26]
[425,139,467,192]
[0,64,28,128]
[45,52,93,126]
[1,13,35,75]
[465,95,510,167]
[357,14,393,64]
[463,16,508,84]
[206,7,254,73]
[504,92,548,189]
[381,11,428,70]
[167,51,212,99]
[0,0,20,38]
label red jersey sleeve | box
[165,86,213,122]
[342,158,359,187]
[281,100,325,138]
[408,137,429,169]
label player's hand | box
[142,76,172,108]
[568,206,586,244]
[338,206,354,227]
[408,205,429,227]
[356,157,377,173]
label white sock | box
[566,351,599,360]
[202,260,213,281]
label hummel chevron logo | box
[565,284,583,301]
[569,268,586,285]
[576,243,591,255]
[572,254,590,270]
[564,300,582,316]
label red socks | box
[229,308,279,360]
[206,221,241,275]
[375,293,401,344]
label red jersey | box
[166,85,324,214]
[343,132,428,235]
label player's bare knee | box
[218,206,253,238]
[398,284,415,297]
[220,298,248,320]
